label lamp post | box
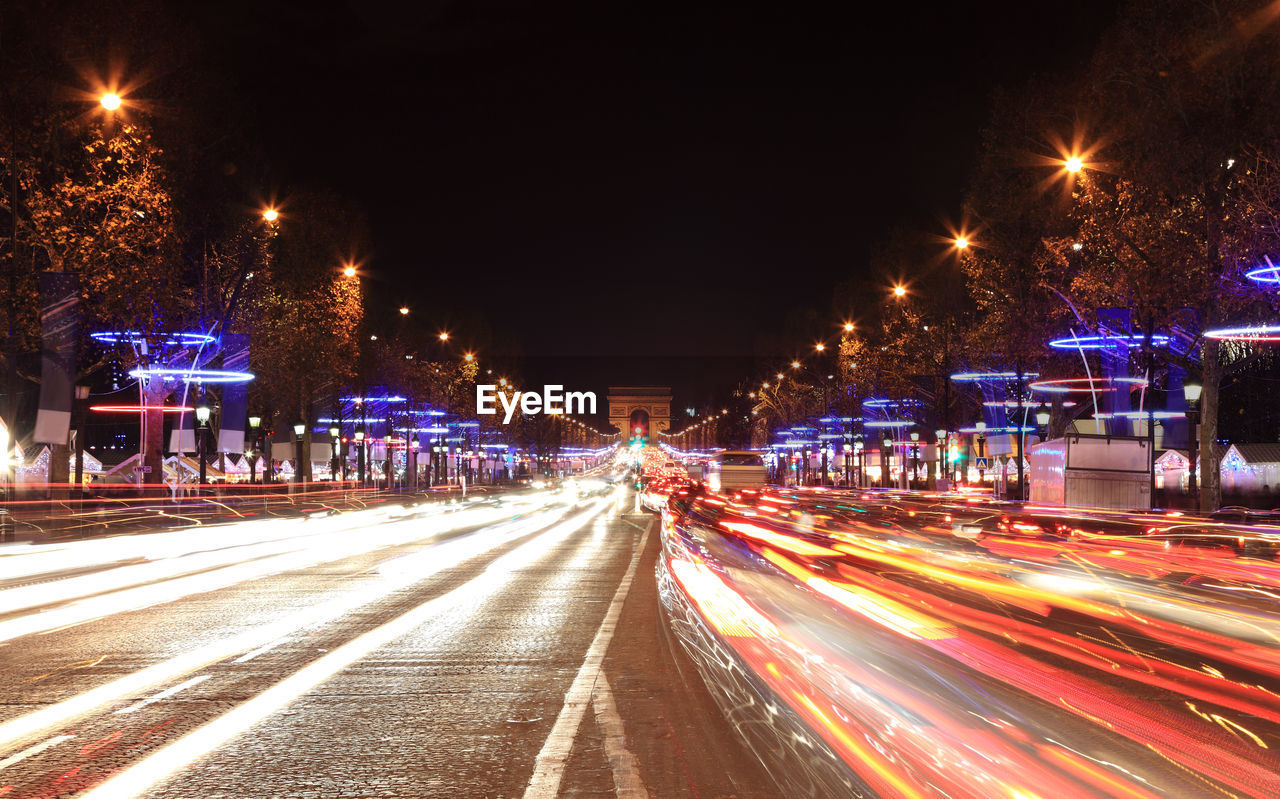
[74,385,90,497]
[293,423,305,483]
[1036,405,1051,436]
[975,421,987,488]
[935,428,947,490]
[854,439,864,487]
[909,430,920,490]
[329,426,340,482]
[843,442,852,487]
[248,415,262,483]
[355,428,366,484]
[882,437,893,489]
[195,402,212,486]
[1184,380,1202,512]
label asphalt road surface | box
[0,483,780,798]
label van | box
[706,450,767,493]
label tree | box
[1053,0,1280,509]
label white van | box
[706,450,767,493]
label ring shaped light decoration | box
[128,367,254,383]
[985,400,1076,408]
[1029,377,1147,394]
[958,425,1037,433]
[863,419,916,428]
[1106,410,1186,419]
[950,371,1040,382]
[1245,263,1280,284]
[91,404,195,413]
[1204,325,1280,342]
[1047,334,1171,349]
[863,398,923,408]
[342,395,408,403]
[91,331,216,346]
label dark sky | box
[190,0,1119,364]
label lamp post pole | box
[975,421,987,490]
[909,431,920,490]
[74,385,90,497]
[1184,381,1202,513]
[355,428,366,485]
[329,426,340,483]
[195,401,211,487]
[248,416,261,484]
[293,423,305,485]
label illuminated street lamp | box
[195,401,212,485]
[248,415,262,483]
[74,385,90,496]
[893,285,907,297]
[99,93,121,111]
[399,306,410,316]
[343,265,357,277]
[263,208,279,223]
[815,343,825,352]
[954,236,969,250]
[843,322,854,332]
[935,428,948,488]
[1184,380,1203,510]
[355,427,366,484]
[438,331,450,341]
[329,426,341,482]
[975,421,987,487]
[1065,156,1084,173]
[293,423,305,483]
[909,430,920,489]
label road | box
[660,485,1280,798]
[0,482,778,798]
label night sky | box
[189,0,1118,370]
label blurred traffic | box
[633,445,1280,797]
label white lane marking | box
[79,499,613,799]
[0,734,75,771]
[232,637,288,663]
[522,517,653,799]
[592,674,650,799]
[115,675,211,715]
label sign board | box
[133,465,152,473]
[974,457,990,470]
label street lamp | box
[262,208,279,223]
[99,93,121,111]
[343,265,357,278]
[74,385,90,496]
[355,428,366,484]
[1064,155,1084,173]
[329,426,340,482]
[293,423,305,484]
[248,415,262,483]
[195,402,212,486]
[975,421,987,488]
[954,236,969,250]
[893,285,907,297]
[935,428,947,489]
[882,437,894,490]
[1184,380,1202,511]
[909,430,920,490]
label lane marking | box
[233,638,288,663]
[523,517,654,799]
[115,675,211,715]
[79,499,612,799]
[592,674,650,799]
[0,735,74,771]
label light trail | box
[0,488,595,752]
[80,496,615,799]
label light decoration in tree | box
[1204,324,1280,342]
[90,404,194,413]
[950,371,1040,382]
[128,367,254,383]
[1047,334,1172,349]
[91,331,216,346]
[1029,377,1147,393]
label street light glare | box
[438,332,450,341]
[893,285,907,297]
[791,361,800,368]
[343,265,357,277]
[99,93,122,111]
[843,322,854,332]
[464,352,475,362]
[399,306,410,316]
[262,208,279,222]
[815,343,825,352]
[954,236,969,250]
[1065,156,1084,173]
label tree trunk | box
[142,380,168,485]
[49,442,70,492]
[1200,337,1222,512]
